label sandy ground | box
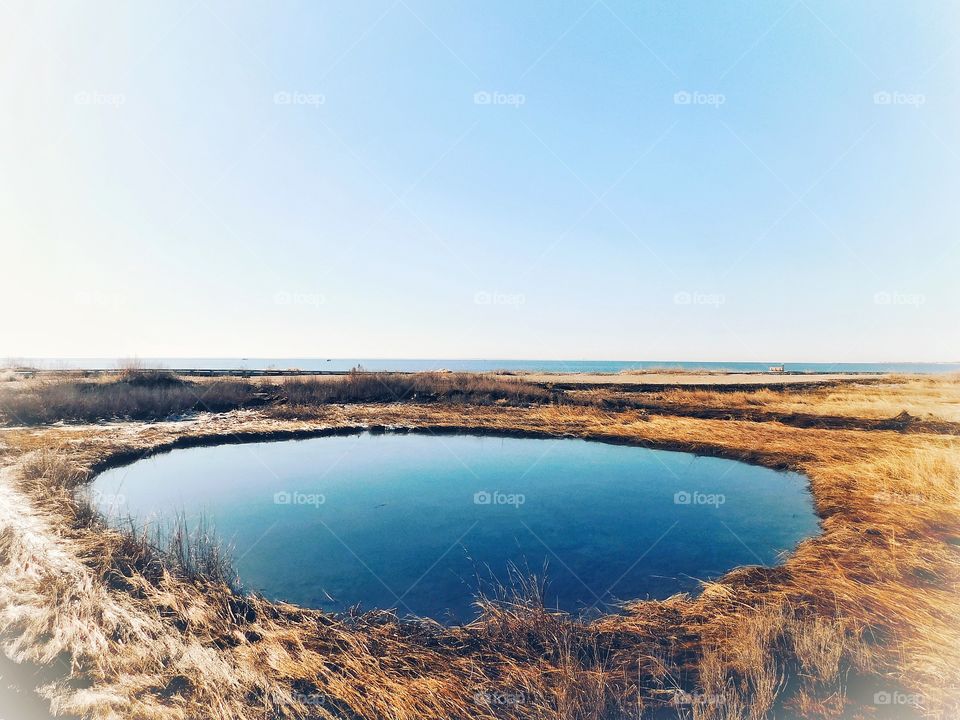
[501,372,883,386]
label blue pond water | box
[91,433,819,622]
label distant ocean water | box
[10,358,960,374]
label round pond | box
[91,432,819,622]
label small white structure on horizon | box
[768,365,785,373]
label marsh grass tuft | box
[0,373,257,425]
[276,369,556,410]
[121,513,239,591]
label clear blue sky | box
[2,1,958,361]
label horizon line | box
[6,356,960,365]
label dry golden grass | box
[0,371,257,425]
[601,375,960,424]
[0,370,553,426]
[0,375,957,719]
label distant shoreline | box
[3,367,890,388]
[6,358,960,375]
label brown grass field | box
[0,371,958,719]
